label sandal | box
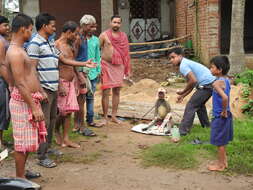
[88,122,103,128]
[25,170,41,179]
[80,128,96,137]
[38,158,57,168]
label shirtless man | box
[55,21,92,148]
[0,16,10,149]
[6,14,46,178]
[98,15,131,126]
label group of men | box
[0,13,130,178]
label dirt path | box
[2,121,252,190]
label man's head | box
[35,13,56,36]
[0,16,9,36]
[168,47,184,66]
[11,13,33,41]
[62,21,78,42]
[80,14,96,36]
[110,15,122,32]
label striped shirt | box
[26,34,60,91]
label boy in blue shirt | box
[168,48,216,136]
[208,56,233,171]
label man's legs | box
[15,151,28,178]
[111,87,121,124]
[197,104,210,127]
[63,114,80,148]
[99,88,110,126]
[74,94,85,131]
[38,89,57,167]
[179,88,212,135]
[86,78,97,125]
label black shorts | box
[0,77,10,130]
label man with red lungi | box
[98,15,131,126]
[6,14,47,178]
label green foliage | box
[235,69,253,87]
[141,120,253,175]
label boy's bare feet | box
[207,163,226,171]
[111,117,122,124]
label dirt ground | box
[1,59,251,190]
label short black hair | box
[210,56,230,75]
[167,47,184,56]
[62,21,78,33]
[111,15,122,21]
[0,16,9,25]
[11,13,33,33]
[35,13,56,31]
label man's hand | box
[41,91,48,103]
[176,95,184,103]
[32,107,44,122]
[85,59,97,68]
[221,110,228,118]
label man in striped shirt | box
[26,13,95,168]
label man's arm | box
[95,38,101,74]
[59,54,96,68]
[177,72,197,95]
[9,50,44,121]
[213,80,228,118]
[99,33,105,50]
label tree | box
[229,0,246,75]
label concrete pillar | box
[101,0,114,32]
[22,0,39,20]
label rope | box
[130,45,183,55]
[129,34,191,46]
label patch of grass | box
[52,152,102,164]
[140,119,253,175]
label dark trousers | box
[86,77,98,124]
[179,87,212,135]
[0,77,10,130]
[38,88,58,160]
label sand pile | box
[94,79,246,120]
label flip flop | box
[38,158,57,168]
[80,128,96,137]
[88,122,103,128]
[25,170,41,179]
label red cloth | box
[58,78,79,116]
[106,29,131,75]
[9,87,47,153]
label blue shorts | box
[210,112,233,146]
[0,77,10,130]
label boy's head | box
[62,21,78,42]
[0,16,9,36]
[167,47,184,66]
[210,56,230,76]
[11,13,33,41]
[35,13,56,36]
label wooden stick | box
[129,34,191,46]
[130,45,183,55]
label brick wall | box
[176,0,220,65]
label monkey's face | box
[158,91,165,99]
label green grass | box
[140,119,253,175]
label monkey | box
[142,88,174,134]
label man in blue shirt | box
[168,48,216,136]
